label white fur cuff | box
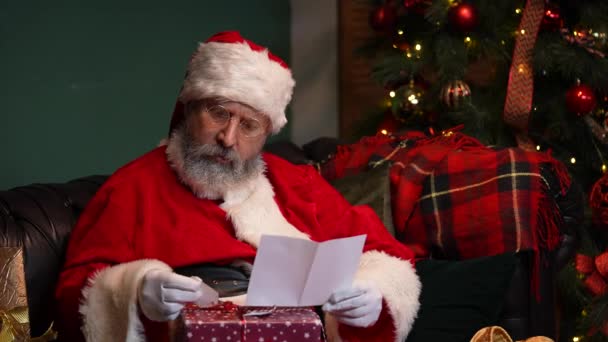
[79,259,172,342]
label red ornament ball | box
[369,5,397,32]
[566,83,597,116]
[590,174,608,230]
[448,3,478,32]
[540,3,564,31]
[393,34,411,52]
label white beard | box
[165,125,265,200]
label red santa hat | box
[169,31,295,135]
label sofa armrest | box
[0,175,107,336]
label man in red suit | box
[55,31,420,342]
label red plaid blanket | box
[320,130,571,297]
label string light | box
[414,44,421,51]
[380,129,388,135]
[536,145,541,151]
[464,36,472,43]
[517,64,526,74]
[573,337,580,342]
[397,29,404,35]
[515,8,522,14]
[392,44,398,49]
[408,94,419,105]
[570,157,576,164]
[406,52,412,58]
[520,29,526,35]
[389,91,396,98]
[602,164,607,173]
[501,40,506,45]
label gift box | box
[174,302,325,342]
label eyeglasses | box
[202,105,268,139]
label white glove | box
[138,269,212,321]
[322,280,383,328]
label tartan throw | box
[320,131,571,298]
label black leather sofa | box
[0,139,584,341]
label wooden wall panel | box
[338,0,386,139]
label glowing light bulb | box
[464,36,471,43]
[520,29,526,35]
[380,129,388,135]
[389,91,396,98]
[518,64,526,73]
[570,157,576,164]
[602,165,607,172]
[515,8,522,14]
[536,145,541,151]
[415,44,421,51]
[397,29,404,35]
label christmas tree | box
[354,0,608,340]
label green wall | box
[0,1,291,189]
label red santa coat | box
[55,147,420,342]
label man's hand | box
[138,269,207,321]
[322,280,382,328]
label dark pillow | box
[264,141,311,165]
[302,137,342,162]
[406,252,517,342]
[329,163,395,236]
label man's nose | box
[217,117,239,147]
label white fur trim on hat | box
[79,259,172,342]
[179,41,295,134]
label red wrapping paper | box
[175,303,325,342]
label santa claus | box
[55,31,420,342]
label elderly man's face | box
[186,101,270,162]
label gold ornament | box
[469,326,555,342]
[441,80,472,109]
[398,79,424,118]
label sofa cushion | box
[406,252,517,342]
